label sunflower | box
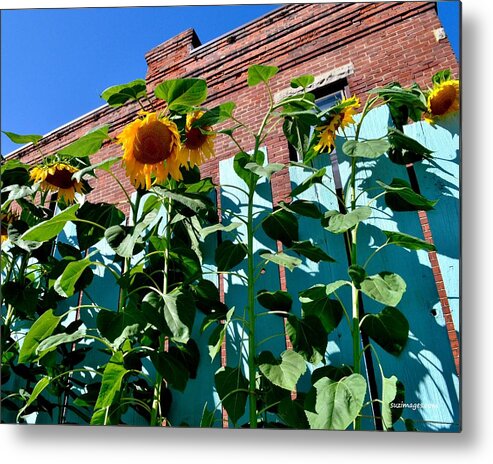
[117,111,184,190]
[424,79,460,123]
[1,211,16,244]
[30,161,85,203]
[314,96,360,153]
[180,111,215,167]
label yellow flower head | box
[30,161,85,203]
[314,96,360,153]
[1,211,17,244]
[425,79,460,123]
[117,111,183,190]
[181,111,215,168]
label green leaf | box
[200,221,241,240]
[348,264,367,288]
[104,211,156,258]
[91,352,128,424]
[18,310,61,363]
[244,162,284,180]
[286,315,327,364]
[290,168,326,197]
[21,204,79,242]
[299,286,343,334]
[256,290,292,313]
[382,375,405,429]
[76,202,125,249]
[305,374,367,430]
[343,139,390,159]
[1,281,41,317]
[291,75,315,89]
[233,151,260,187]
[193,279,228,317]
[162,290,196,344]
[260,252,302,272]
[57,126,110,158]
[169,246,202,283]
[208,308,234,361]
[154,78,207,111]
[101,79,147,107]
[387,128,433,164]
[279,199,322,219]
[323,206,371,234]
[259,350,307,391]
[151,352,189,392]
[325,280,350,295]
[278,396,309,428]
[17,377,50,420]
[2,183,39,202]
[215,366,249,425]
[311,365,353,384]
[283,117,312,159]
[388,128,433,158]
[247,64,279,86]
[36,330,86,357]
[289,240,335,263]
[369,86,427,112]
[98,308,145,343]
[153,187,209,213]
[432,69,452,85]
[215,240,247,272]
[377,179,438,211]
[200,403,217,428]
[2,131,42,145]
[1,159,29,178]
[405,418,418,431]
[261,209,299,247]
[383,230,436,251]
[185,177,215,194]
[192,102,236,127]
[71,156,121,182]
[360,306,409,356]
[360,272,406,306]
[54,253,95,298]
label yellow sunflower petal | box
[426,79,460,123]
[29,162,84,204]
[117,111,182,189]
[180,111,216,167]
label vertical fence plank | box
[218,150,287,427]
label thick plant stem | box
[151,198,172,426]
[350,155,362,430]
[247,185,257,429]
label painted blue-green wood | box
[218,149,287,426]
[286,105,459,431]
[405,119,460,333]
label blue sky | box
[1,2,460,156]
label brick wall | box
[10,2,458,209]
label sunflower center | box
[45,168,76,189]
[185,127,207,150]
[134,121,174,164]
[430,85,457,115]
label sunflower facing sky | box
[117,111,184,190]
[181,111,215,168]
[314,96,360,153]
[30,161,85,203]
[424,79,460,123]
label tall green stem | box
[246,183,257,429]
[150,197,172,426]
